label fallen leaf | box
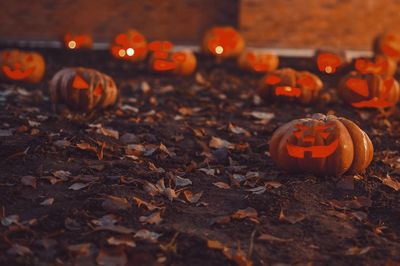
[207,239,226,250]
[21,175,37,188]
[183,190,203,204]
[96,126,119,139]
[40,197,54,206]
[228,123,251,136]
[258,233,292,242]
[159,143,175,157]
[231,207,259,223]
[91,214,118,227]
[1,214,19,226]
[102,196,131,212]
[107,236,136,248]
[68,182,90,191]
[134,229,162,243]
[7,244,33,256]
[132,197,161,211]
[53,139,71,148]
[213,182,231,189]
[345,246,372,256]
[139,212,162,225]
[173,176,192,187]
[67,243,94,256]
[381,175,400,191]
[209,137,235,150]
[96,248,127,266]
[279,209,305,224]
[52,170,71,181]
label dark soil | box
[0,48,400,266]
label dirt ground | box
[0,49,400,266]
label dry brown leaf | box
[209,136,235,149]
[40,197,54,206]
[207,239,226,250]
[213,182,231,189]
[345,246,372,256]
[96,126,119,139]
[381,175,400,191]
[231,207,259,223]
[102,196,131,212]
[6,244,33,256]
[67,243,94,256]
[159,143,175,157]
[228,123,251,136]
[258,233,292,243]
[279,209,305,224]
[183,190,203,204]
[96,248,127,266]
[107,236,136,248]
[68,182,90,191]
[132,197,161,211]
[76,142,97,153]
[139,212,162,225]
[134,229,162,242]
[21,175,37,189]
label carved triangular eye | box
[265,75,281,85]
[72,75,89,89]
[346,78,369,97]
[93,82,103,96]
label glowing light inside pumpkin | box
[118,49,126,57]
[126,48,135,56]
[325,66,333,74]
[68,41,77,49]
[215,46,224,55]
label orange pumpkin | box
[201,26,245,58]
[338,72,400,108]
[314,50,346,74]
[373,32,400,61]
[149,49,197,76]
[0,49,45,83]
[50,67,118,112]
[269,113,373,176]
[110,29,147,62]
[353,55,397,78]
[64,33,93,50]
[238,50,279,73]
[259,68,323,105]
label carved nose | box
[303,135,315,142]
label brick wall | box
[0,0,238,44]
[239,0,400,50]
[1,0,400,50]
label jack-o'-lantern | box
[338,72,400,108]
[374,32,400,61]
[201,26,245,58]
[148,41,197,76]
[269,113,373,176]
[0,49,45,83]
[354,55,397,78]
[49,67,118,112]
[64,33,93,50]
[259,68,323,105]
[110,29,147,62]
[314,50,346,74]
[238,50,279,73]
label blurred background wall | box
[0,0,399,50]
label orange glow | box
[298,75,317,88]
[110,30,147,61]
[355,58,387,75]
[93,83,103,96]
[2,65,35,80]
[207,28,240,56]
[287,123,338,158]
[72,75,89,89]
[346,78,369,97]
[265,75,282,85]
[381,33,400,58]
[246,52,277,72]
[317,53,342,74]
[275,86,301,97]
[64,33,92,49]
[148,41,186,72]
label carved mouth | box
[275,86,301,97]
[351,97,394,108]
[153,60,176,71]
[286,139,339,158]
[2,66,35,80]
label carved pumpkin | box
[373,32,400,61]
[0,49,45,83]
[64,33,93,50]
[269,113,373,176]
[201,26,245,58]
[149,50,197,76]
[259,68,323,105]
[314,50,346,74]
[110,29,147,62]
[49,67,118,112]
[354,55,397,78]
[238,50,279,73]
[338,72,400,108]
